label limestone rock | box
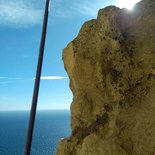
[56,0,155,154]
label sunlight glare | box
[115,0,141,10]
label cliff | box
[56,0,155,154]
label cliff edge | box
[56,0,155,154]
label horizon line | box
[0,109,70,112]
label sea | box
[0,110,71,155]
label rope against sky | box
[24,0,50,155]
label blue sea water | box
[0,110,71,155]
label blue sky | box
[0,0,140,111]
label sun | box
[115,0,141,10]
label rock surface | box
[56,0,155,154]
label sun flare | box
[115,0,141,10]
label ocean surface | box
[0,110,71,155]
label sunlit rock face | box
[56,0,155,154]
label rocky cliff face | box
[56,0,155,154]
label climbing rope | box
[24,0,50,154]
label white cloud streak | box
[0,77,22,80]
[0,75,67,81]
[40,76,67,80]
[0,77,6,79]
[0,76,67,84]
[0,78,32,85]
[0,0,43,27]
